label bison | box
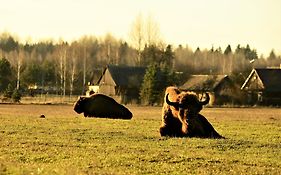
[160,86,223,138]
[73,93,133,119]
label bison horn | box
[199,93,210,105]
[166,93,179,107]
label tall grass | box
[0,105,280,174]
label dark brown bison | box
[160,86,223,138]
[73,93,133,119]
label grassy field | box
[0,104,280,175]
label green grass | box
[0,105,280,174]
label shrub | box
[3,84,13,98]
[12,89,21,103]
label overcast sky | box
[1,0,280,56]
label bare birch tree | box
[69,43,79,96]
[16,49,25,90]
[129,14,162,66]
[145,15,161,46]
[6,49,24,90]
[129,14,144,66]
[55,42,68,98]
[63,49,66,97]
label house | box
[86,68,104,96]
[241,68,281,105]
[96,65,146,104]
[180,75,241,106]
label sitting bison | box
[73,93,133,119]
[160,86,223,138]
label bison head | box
[166,92,209,116]
[73,96,88,114]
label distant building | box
[180,75,241,106]
[241,68,281,105]
[95,65,146,104]
[28,84,59,95]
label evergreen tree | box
[215,47,222,53]
[42,59,56,86]
[12,89,21,103]
[161,45,175,69]
[235,44,241,54]
[0,58,13,92]
[141,45,161,66]
[0,35,19,52]
[3,84,14,98]
[244,44,258,60]
[268,50,277,60]
[139,63,158,105]
[195,47,200,53]
[21,62,42,87]
[224,45,232,55]
[140,62,178,105]
[209,46,214,53]
[118,42,129,65]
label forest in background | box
[0,31,280,99]
[0,14,280,102]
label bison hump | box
[84,93,133,119]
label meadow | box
[0,104,280,175]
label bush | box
[3,84,13,98]
[12,89,21,103]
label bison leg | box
[160,125,184,137]
[177,109,189,135]
[160,109,186,137]
[188,114,224,139]
[196,114,224,139]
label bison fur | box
[160,86,223,138]
[74,93,133,119]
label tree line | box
[0,31,280,101]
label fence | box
[1,94,80,105]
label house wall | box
[98,68,143,104]
[99,85,115,96]
[213,79,244,105]
[247,91,281,106]
[243,73,264,91]
[98,69,117,96]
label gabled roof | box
[180,75,229,91]
[98,64,146,87]
[241,68,281,92]
[89,68,104,85]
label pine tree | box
[0,58,13,92]
[3,84,14,98]
[139,63,158,105]
[224,45,232,55]
[12,89,21,103]
[161,45,175,69]
[268,50,276,60]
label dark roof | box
[100,65,146,87]
[242,68,281,92]
[89,68,104,85]
[180,75,229,91]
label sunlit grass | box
[0,105,280,174]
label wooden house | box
[180,75,241,106]
[96,65,146,104]
[241,68,281,105]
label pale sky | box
[1,0,281,56]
